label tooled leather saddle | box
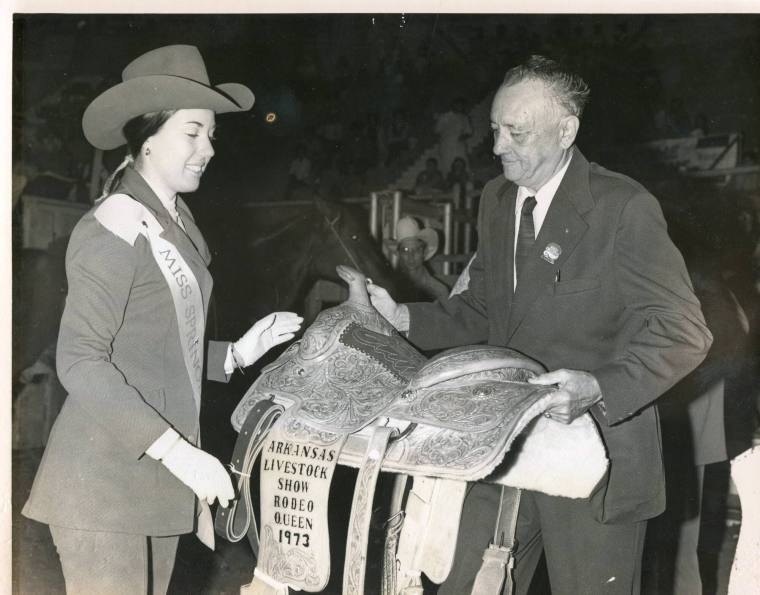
[217,266,607,595]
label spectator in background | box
[414,157,445,194]
[393,216,450,302]
[12,157,37,208]
[644,241,751,595]
[385,109,411,168]
[435,97,472,174]
[316,152,345,200]
[318,106,344,155]
[364,113,382,169]
[655,96,692,138]
[286,143,312,198]
[690,113,711,138]
[446,156,475,202]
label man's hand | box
[528,369,603,424]
[234,312,303,367]
[161,439,235,507]
[367,282,409,331]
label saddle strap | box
[215,398,285,556]
[396,477,467,588]
[382,475,409,595]
[342,426,395,595]
[470,486,521,595]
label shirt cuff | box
[593,394,608,422]
[145,428,182,461]
[224,343,235,377]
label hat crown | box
[122,45,210,85]
[396,216,422,240]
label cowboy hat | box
[395,216,439,261]
[82,45,255,150]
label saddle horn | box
[336,265,371,307]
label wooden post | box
[369,192,379,239]
[464,191,474,254]
[442,202,452,275]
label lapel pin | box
[542,242,562,264]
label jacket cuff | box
[145,428,181,460]
[207,340,232,383]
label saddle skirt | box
[231,296,608,498]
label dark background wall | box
[12,13,760,204]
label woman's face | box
[139,108,216,197]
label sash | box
[139,210,205,412]
[97,193,211,545]
[95,194,205,411]
[139,211,215,546]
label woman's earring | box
[145,147,151,156]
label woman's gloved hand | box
[161,439,235,507]
[233,312,303,367]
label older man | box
[369,56,712,594]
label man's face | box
[490,79,573,191]
[398,238,426,270]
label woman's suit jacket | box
[406,148,713,523]
[23,167,232,536]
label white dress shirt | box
[513,153,573,289]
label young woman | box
[22,44,302,594]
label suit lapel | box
[506,149,594,340]
[491,180,517,322]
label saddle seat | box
[232,298,606,494]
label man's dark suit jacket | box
[407,148,712,523]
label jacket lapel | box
[506,149,595,340]
[491,180,517,331]
[176,196,212,266]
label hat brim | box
[82,75,255,150]
[417,228,439,260]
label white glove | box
[367,283,409,331]
[161,439,235,507]
[233,311,303,367]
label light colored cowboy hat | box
[82,45,255,150]
[395,216,439,261]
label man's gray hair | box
[502,55,590,119]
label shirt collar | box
[516,151,573,208]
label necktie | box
[515,196,537,287]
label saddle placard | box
[257,410,346,592]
